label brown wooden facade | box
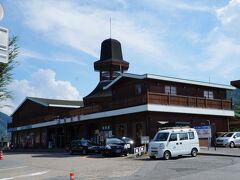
[9,38,235,148]
[9,76,233,148]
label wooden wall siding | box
[11,100,79,127]
[112,78,147,100]
[101,95,147,111]
[84,96,112,107]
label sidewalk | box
[199,147,240,157]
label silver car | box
[216,132,240,148]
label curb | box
[199,152,240,158]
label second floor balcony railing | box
[147,92,232,110]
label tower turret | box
[94,38,129,81]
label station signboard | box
[193,125,212,138]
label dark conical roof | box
[100,38,123,61]
[94,38,129,81]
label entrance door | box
[133,122,146,146]
[116,123,127,137]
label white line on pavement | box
[0,171,49,180]
[0,166,28,171]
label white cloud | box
[217,0,240,24]
[21,48,44,59]
[17,0,188,71]
[20,1,163,57]
[0,69,81,115]
[146,0,213,13]
[197,0,240,80]
[202,35,240,70]
[20,48,87,66]
[8,0,240,85]
[216,0,240,39]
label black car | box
[121,137,134,154]
[69,140,101,155]
[101,137,128,156]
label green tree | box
[0,36,19,106]
[236,105,240,114]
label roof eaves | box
[10,97,27,117]
[10,97,48,117]
[103,73,144,90]
[48,104,81,108]
[27,97,49,107]
[146,74,236,90]
[103,72,235,91]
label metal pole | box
[207,120,211,150]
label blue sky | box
[0,0,240,115]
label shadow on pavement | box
[31,153,73,158]
[85,154,129,159]
[133,155,195,161]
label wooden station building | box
[8,38,236,148]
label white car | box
[216,132,240,148]
[148,128,200,160]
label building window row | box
[164,86,214,99]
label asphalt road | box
[1,152,240,180]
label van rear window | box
[188,132,194,139]
[153,132,169,141]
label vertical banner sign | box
[0,27,8,63]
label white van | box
[148,128,200,160]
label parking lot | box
[0,152,143,180]
[1,151,240,180]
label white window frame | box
[135,84,142,95]
[204,90,214,99]
[165,86,177,95]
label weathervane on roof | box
[110,18,112,38]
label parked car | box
[121,137,134,154]
[69,139,101,155]
[216,132,240,148]
[101,137,128,156]
[148,128,200,160]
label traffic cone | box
[0,151,3,160]
[70,172,74,180]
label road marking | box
[0,166,28,171]
[0,171,49,180]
